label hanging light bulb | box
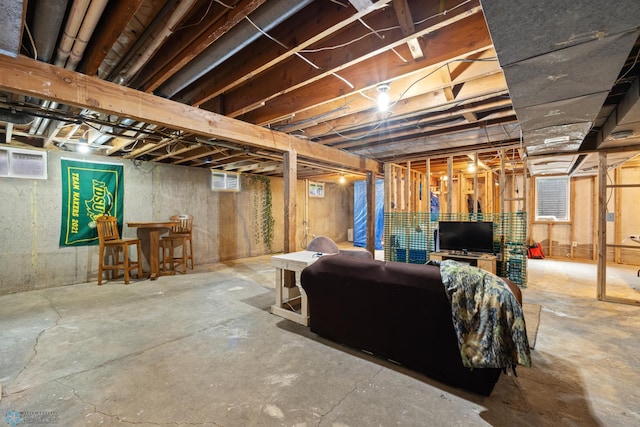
[339,174,346,184]
[377,83,390,112]
[77,141,90,153]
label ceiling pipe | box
[106,0,181,82]
[0,110,33,125]
[66,0,109,70]
[118,0,199,85]
[37,0,107,138]
[32,0,70,63]
[156,0,313,99]
[30,0,89,135]
[54,0,91,68]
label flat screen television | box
[438,221,495,254]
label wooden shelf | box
[429,251,496,274]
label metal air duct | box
[156,0,313,99]
[32,0,70,63]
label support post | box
[597,151,607,300]
[366,171,376,256]
[284,150,297,253]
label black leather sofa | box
[300,254,522,395]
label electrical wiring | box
[22,22,38,60]
[300,27,398,53]
[414,0,473,26]
[213,0,235,8]
[274,96,362,132]
[390,47,409,63]
[318,113,391,142]
[616,45,640,84]
[331,72,355,89]
[300,0,472,55]
[358,17,386,40]
[174,0,235,32]
[177,1,213,30]
[245,16,322,71]
[302,57,498,142]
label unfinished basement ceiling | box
[0,0,639,179]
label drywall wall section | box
[0,151,352,294]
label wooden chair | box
[161,214,194,273]
[96,215,143,285]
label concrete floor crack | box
[7,318,247,396]
[12,292,63,385]
[55,380,165,426]
[317,366,384,423]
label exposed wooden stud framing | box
[425,159,431,217]
[384,163,392,212]
[597,151,607,301]
[447,155,453,213]
[366,171,376,256]
[284,150,297,253]
[597,150,640,306]
[614,168,621,263]
[408,169,414,212]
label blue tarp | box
[354,179,384,250]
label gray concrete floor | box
[1,253,639,426]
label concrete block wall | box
[0,150,352,295]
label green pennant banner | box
[59,159,124,247]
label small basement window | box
[211,171,241,192]
[0,146,47,179]
[535,176,570,221]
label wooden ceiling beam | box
[175,0,393,106]
[223,2,484,119]
[239,11,490,126]
[151,142,201,162]
[352,129,520,162]
[439,66,455,102]
[392,0,424,59]
[173,147,232,165]
[220,5,406,116]
[331,113,517,151]
[284,72,509,145]
[319,99,513,148]
[0,55,380,173]
[275,48,499,133]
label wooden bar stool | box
[161,214,194,274]
[96,215,143,285]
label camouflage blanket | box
[437,260,531,369]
